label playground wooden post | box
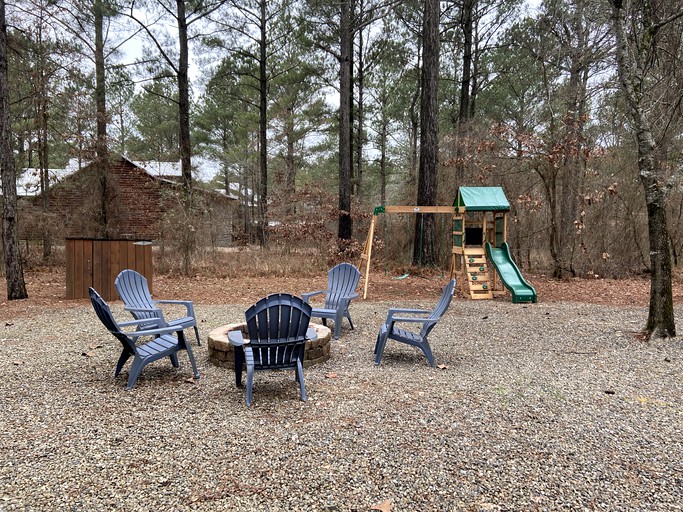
[359,205,455,299]
[359,210,378,299]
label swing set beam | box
[359,205,456,299]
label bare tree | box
[124,0,226,273]
[608,0,683,338]
[1,0,28,300]
[413,0,439,266]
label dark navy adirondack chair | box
[115,269,201,346]
[89,287,199,390]
[228,294,316,406]
[374,279,456,367]
[302,262,360,339]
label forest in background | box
[3,0,683,282]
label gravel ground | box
[1,298,683,511]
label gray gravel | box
[1,298,683,511]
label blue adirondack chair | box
[228,293,316,406]
[302,262,361,339]
[374,279,456,367]
[89,287,200,390]
[115,269,201,346]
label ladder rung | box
[469,284,491,291]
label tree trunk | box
[556,2,590,278]
[177,0,192,194]
[413,0,440,267]
[454,0,474,180]
[36,15,51,261]
[285,106,296,216]
[379,121,387,206]
[176,0,194,274]
[94,0,111,238]
[338,0,353,240]
[257,0,268,247]
[354,8,365,198]
[0,0,28,300]
[610,0,676,338]
[38,91,51,261]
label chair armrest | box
[389,316,433,324]
[227,330,249,347]
[385,308,430,323]
[121,323,183,338]
[118,317,163,328]
[306,327,318,341]
[301,290,323,303]
[154,299,196,317]
[124,305,163,314]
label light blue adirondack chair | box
[374,279,456,367]
[228,294,316,406]
[89,287,199,390]
[302,262,361,339]
[115,269,201,346]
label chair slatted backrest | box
[324,263,361,309]
[245,294,312,369]
[115,269,158,322]
[89,287,136,354]
[421,279,456,337]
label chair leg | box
[169,353,180,368]
[374,326,389,365]
[346,311,354,330]
[193,325,201,346]
[126,357,146,390]
[419,340,435,367]
[333,313,342,339]
[245,365,254,406]
[297,360,307,402]
[234,347,244,387]
[185,345,200,380]
[115,351,131,377]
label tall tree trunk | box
[454,0,474,180]
[408,50,421,186]
[354,2,365,198]
[413,0,439,267]
[379,120,387,206]
[36,12,51,261]
[38,90,51,261]
[0,0,28,300]
[176,0,194,274]
[94,0,111,238]
[555,2,590,278]
[284,106,296,216]
[609,0,676,338]
[338,0,353,240]
[177,0,192,194]
[257,0,268,247]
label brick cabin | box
[18,156,236,246]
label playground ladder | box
[463,248,493,300]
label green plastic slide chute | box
[485,242,537,304]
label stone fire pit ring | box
[207,322,332,369]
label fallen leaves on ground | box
[2,267,682,322]
[370,499,392,512]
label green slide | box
[485,242,537,303]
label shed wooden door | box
[66,239,153,300]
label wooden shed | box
[66,238,153,300]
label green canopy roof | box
[455,186,510,212]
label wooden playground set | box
[359,186,537,303]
